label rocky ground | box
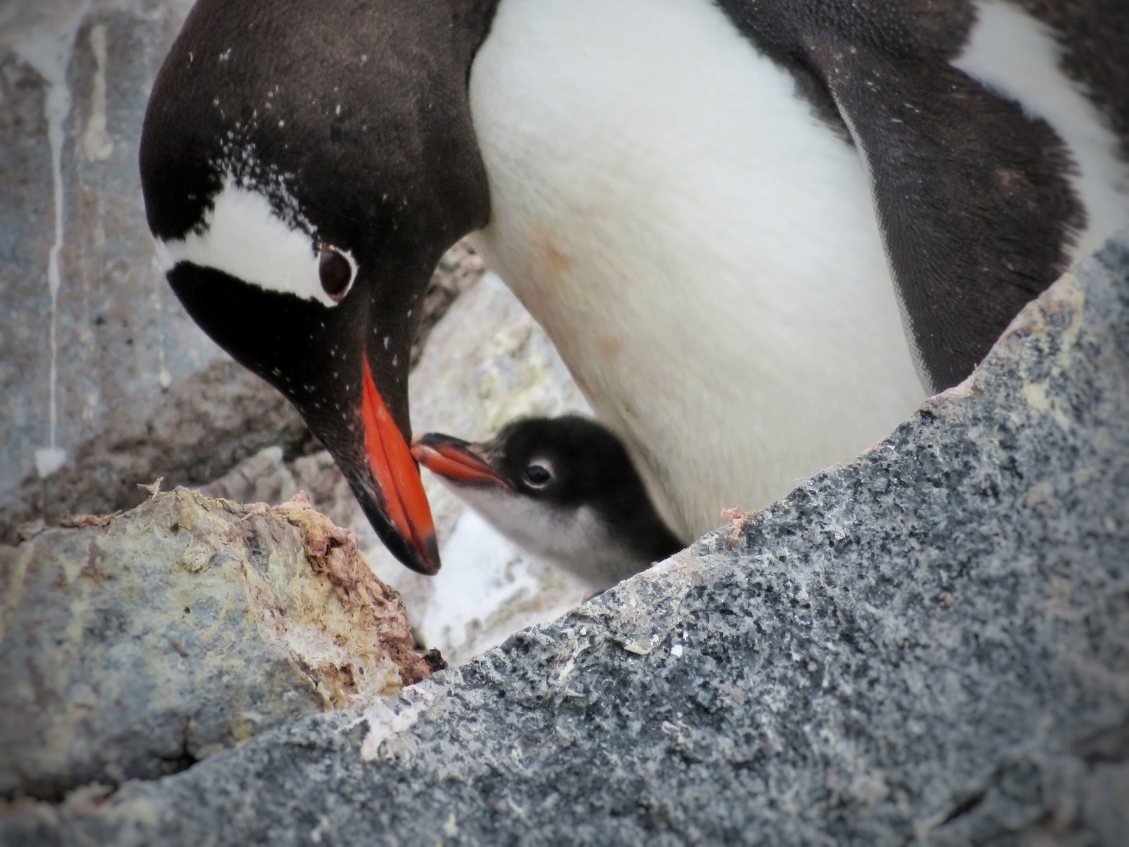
[3,231,1128,844]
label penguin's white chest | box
[467,0,925,540]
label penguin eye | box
[318,248,354,302]
[523,461,553,488]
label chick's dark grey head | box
[412,416,684,587]
[485,416,642,504]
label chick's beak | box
[411,432,511,488]
[361,355,440,575]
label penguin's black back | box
[712,0,1129,392]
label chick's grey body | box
[414,417,684,589]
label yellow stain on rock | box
[1016,274,1086,434]
[1022,381,1050,413]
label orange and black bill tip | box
[411,433,511,488]
[361,356,440,575]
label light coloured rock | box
[0,488,432,801]
[410,240,486,368]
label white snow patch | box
[419,509,596,664]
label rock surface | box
[0,488,431,802]
[0,0,484,542]
[4,240,1127,844]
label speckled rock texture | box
[0,488,432,803]
[0,0,483,541]
[3,230,1126,844]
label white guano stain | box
[81,23,113,162]
[359,686,438,761]
[15,3,90,479]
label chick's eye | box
[319,248,353,302]
[523,463,552,488]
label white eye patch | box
[155,177,356,308]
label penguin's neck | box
[467,0,925,540]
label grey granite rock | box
[4,233,1126,843]
[0,0,214,538]
[0,1,484,541]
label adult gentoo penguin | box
[140,0,1129,574]
[412,416,685,587]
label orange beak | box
[411,433,511,488]
[361,355,440,575]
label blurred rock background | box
[1,0,601,664]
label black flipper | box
[807,40,1082,392]
[715,0,1085,393]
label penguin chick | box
[412,416,685,588]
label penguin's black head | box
[139,0,497,574]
